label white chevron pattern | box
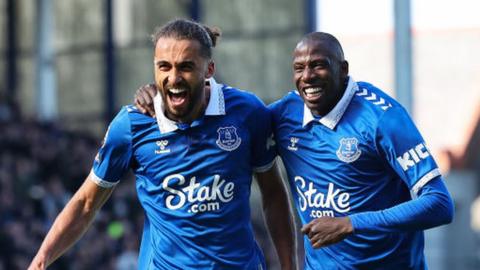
[381,104,392,110]
[356,88,392,111]
[365,93,377,101]
[356,89,368,96]
[373,97,385,105]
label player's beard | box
[163,80,206,123]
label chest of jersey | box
[275,117,406,220]
[133,117,251,181]
[127,116,254,215]
[277,121,386,187]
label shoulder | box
[100,107,134,149]
[354,82,402,111]
[108,105,155,138]
[123,104,154,122]
[350,82,415,135]
[109,106,132,131]
[350,81,405,121]
[222,85,267,112]
[120,104,157,132]
[268,90,303,119]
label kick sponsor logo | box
[396,143,430,171]
[162,174,235,213]
[295,176,350,218]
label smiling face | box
[292,35,349,116]
[154,37,214,123]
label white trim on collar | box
[205,78,225,116]
[153,78,225,134]
[302,77,358,129]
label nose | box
[301,67,315,83]
[165,68,182,87]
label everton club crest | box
[216,126,242,151]
[336,137,361,163]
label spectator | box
[0,119,143,270]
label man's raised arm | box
[28,172,114,270]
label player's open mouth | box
[167,88,188,106]
[303,87,324,100]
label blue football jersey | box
[270,77,440,269]
[91,79,275,269]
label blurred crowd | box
[0,106,281,270]
[0,116,143,270]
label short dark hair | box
[302,32,345,61]
[151,18,221,59]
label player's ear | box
[341,60,349,77]
[205,60,215,79]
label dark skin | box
[293,34,349,116]
[134,83,156,117]
[135,33,355,250]
[293,33,353,248]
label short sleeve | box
[268,101,280,157]
[375,106,440,195]
[248,97,276,173]
[91,107,133,188]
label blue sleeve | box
[268,99,282,158]
[91,107,133,188]
[349,177,454,232]
[375,106,440,195]
[248,96,276,172]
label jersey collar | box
[302,76,358,130]
[153,78,225,134]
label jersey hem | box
[253,159,275,173]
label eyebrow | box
[313,58,331,65]
[178,60,195,65]
[154,60,196,65]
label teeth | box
[168,88,186,94]
[304,87,322,95]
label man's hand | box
[134,83,157,117]
[301,216,353,248]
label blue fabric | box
[92,85,274,269]
[350,177,454,233]
[269,79,454,269]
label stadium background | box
[1,0,479,269]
